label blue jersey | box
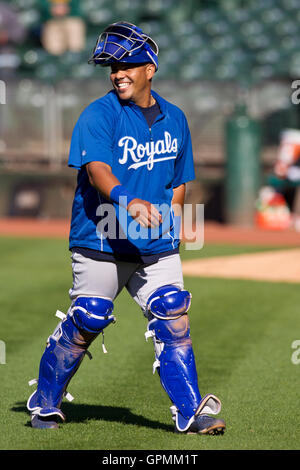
[68,89,195,259]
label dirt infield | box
[0,218,70,239]
[0,218,299,283]
[182,248,300,283]
[203,222,300,246]
[0,218,299,245]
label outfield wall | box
[0,78,297,221]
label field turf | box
[0,237,299,451]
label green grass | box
[0,237,299,450]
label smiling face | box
[110,62,156,107]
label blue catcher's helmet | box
[88,21,159,70]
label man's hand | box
[127,198,162,228]
[86,162,162,228]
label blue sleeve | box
[172,113,195,188]
[68,105,114,170]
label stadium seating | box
[6,0,300,82]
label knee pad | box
[146,284,192,320]
[70,296,115,334]
[27,296,115,420]
[145,285,201,430]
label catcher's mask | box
[88,21,159,71]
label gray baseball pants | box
[69,251,184,315]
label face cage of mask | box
[88,23,159,65]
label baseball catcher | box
[27,21,226,435]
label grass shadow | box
[12,402,173,433]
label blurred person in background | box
[0,1,27,78]
[39,0,85,56]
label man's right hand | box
[127,198,162,228]
[86,162,162,228]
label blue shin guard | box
[27,296,115,424]
[145,285,202,432]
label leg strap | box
[27,296,115,419]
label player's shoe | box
[180,414,226,435]
[171,394,226,435]
[30,414,60,429]
[29,404,65,430]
